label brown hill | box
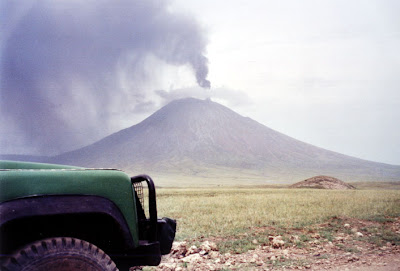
[290,176,356,190]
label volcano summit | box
[48,98,400,185]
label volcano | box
[49,98,400,185]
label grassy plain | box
[155,186,400,243]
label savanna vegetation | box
[140,183,400,270]
[154,185,400,247]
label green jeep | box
[0,160,176,271]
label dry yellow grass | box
[155,188,400,240]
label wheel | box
[1,237,118,271]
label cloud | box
[155,86,253,109]
[0,0,210,155]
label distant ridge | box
[4,98,400,185]
[0,154,49,163]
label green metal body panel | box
[0,160,82,170]
[0,160,139,247]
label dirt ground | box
[135,216,400,271]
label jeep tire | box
[1,237,118,271]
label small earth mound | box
[290,175,356,190]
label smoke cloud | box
[0,0,210,155]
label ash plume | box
[0,0,211,155]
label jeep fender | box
[0,195,135,254]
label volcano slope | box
[53,98,400,185]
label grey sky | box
[1,0,399,165]
[0,0,210,155]
[170,0,400,165]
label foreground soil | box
[135,216,400,271]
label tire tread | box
[1,237,119,271]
